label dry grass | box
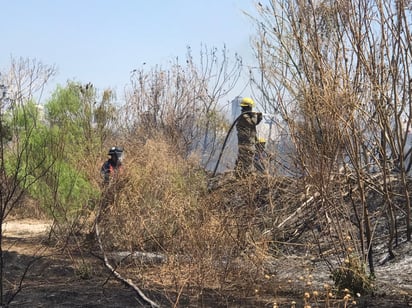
[75,136,407,307]
[5,131,403,308]
[93,137,288,302]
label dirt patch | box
[2,218,156,307]
[3,218,51,238]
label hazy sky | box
[1,0,260,103]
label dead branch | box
[95,205,159,308]
[277,191,320,228]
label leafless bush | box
[121,45,242,162]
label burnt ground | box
[1,218,412,307]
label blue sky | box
[1,0,260,103]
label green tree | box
[41,82,117,223]
[47,82,117,179]
[0,58,56,305]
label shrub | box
[331,250,373,295]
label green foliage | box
[3,101,52,189]
[0,121,12,143]
[29,160,99,219]
[74,261,93,280]
[331,252,373,295]
[46,82,116,164]
[47,83,90,147]
[3,82,113,220]
[37,82,110,218]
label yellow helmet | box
[258,137,266,143]
[240,97,255,107]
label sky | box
[1,0,260,104]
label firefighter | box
[101,146,124,185]
[235,97,263,176]
[254,137,268,173]
[99,146,124,215]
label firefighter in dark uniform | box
[100,146,124,209]
[101,146,123,184]
[254,137,268,173]
[235,97,262,176]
